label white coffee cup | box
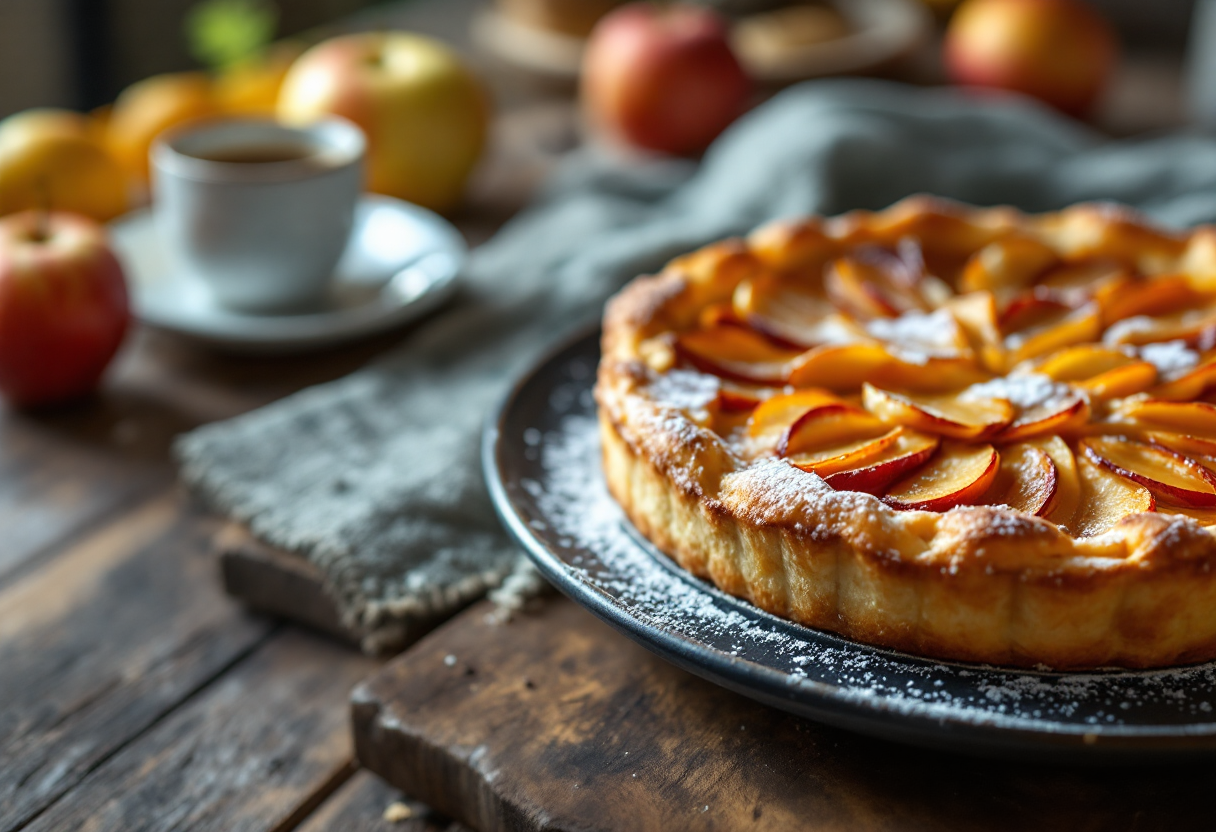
[152,117,365,314]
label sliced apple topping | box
[778,403,888,457]
[1067,454,1156,537]
[787,427,903,477]
[674,324,805,385]
[698,301,744,329]
[980,442,1058,516]
[961,373,1089,442]
[1003,301,1102,367]
[746,389,844,442]
[732,274,863,349]
[1123,399,1216,438]
[943,291,1004,372]
[824,247,929,320]
[959,236,1059,295]
[862,383,1014,440]
[1097,274,1208,326]
[786,343,987,393]
[1102,306,1216,349]
[1037,258,1128,303]
[1147,357,1216,401]
[883,442,999,512]
[821,428,940,495]
[1080,436,1216,508]
[1034,345,1157,399]
[1034,436,1081,526]
[1144,431,1216,461]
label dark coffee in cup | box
[188,142,317,165]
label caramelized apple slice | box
[1158,505,1216,526]
[787,427,903,476]
[747,389,842,437]
[824,248,929,320]
[959,236,1058,295]
[996,388,1089,443]
[732,274,863,349]
[1037,258,1128,301]
[884,442,1000,512]
[1035,436,1081,526]
[1067,454,1156,537]
[1097,274,1207,325]
[862,383,1014,440]
[944,291,1004,372]
[1004,302,1102,367]
[1035,345,1158,400]
[1148,358,1216,401]
[1103,306,1216,349]
[789,344,988,394]
[675,325,804,385]
[1144,431,1216,460]
[779,404,888,457]
[698,302,744,329]
[822,429,940,495]
[1123,399,1216,437]
[717,380,772,412]
[980,443,1058,516]
[1080,436,1216,508]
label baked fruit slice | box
[597,196,1216,669]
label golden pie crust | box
[596,197,1216,669]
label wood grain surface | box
[20,629,378,832]
[354,598,1216,832]
[296,769,472,832]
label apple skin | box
[582,3,753,156]
[0,109,130,222]
[107,72,217,182]
[0,211,129,408]
[277,32,489,215]
[944,0,1118,116]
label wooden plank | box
[20,628,379,832]
[0,494,275,832]
[295,769,471,832]
[353,598,1216,832]
[0,409,167,587]
[216,524,358,645]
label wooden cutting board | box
[352,597,1216,832]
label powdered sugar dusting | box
[865,309,962,364]
[961,373,1073,410]
[646,369,721,412]
[1137,340,1200,378]
[510,390,1216,741]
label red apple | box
[0,211,129,407]
[581,3,752,155]
[944,0,1118,116]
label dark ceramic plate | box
[483,329,1216,762]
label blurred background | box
[0,0,1198,117]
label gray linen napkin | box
[177,79,1216,653]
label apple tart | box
[596,197,1216,669]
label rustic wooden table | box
[0,1,1200,830]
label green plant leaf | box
[186,0,279,71]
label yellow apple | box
[215,42,305,115]
[944,0,1118,116]
[0,109,129,222]
[277,32,489,214]
[107,72,218,181]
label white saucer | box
[109,195,465,353]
